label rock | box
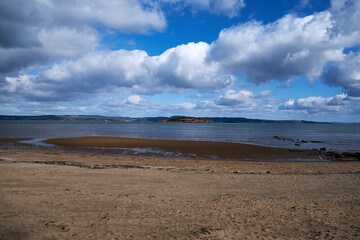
[320,147,326,151]
[341,152,360,160]
[91,164,103,169]
[274,135,283,140]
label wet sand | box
[1,147,360,239]
[45,136,321,160]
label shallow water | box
[1,122,359,152]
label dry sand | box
[1,145,360,240]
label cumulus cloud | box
[280,93,349,113]
[1,50,158,101]
[48,0,166,34]
[125,95,148,105]
[0,0,166,50]
[0,0,166,78]
[323,52,360,97]
[102,95,149,108]
[0,27,98,76]
[330,0,360,40]
[175,102,196,110]
[0,0,165,48]
[209,12,340,82]
[216,90,255,107]
[208,0,360,87]
[1,42,234,101]
[156,42,234,91]
[162,0,245,17]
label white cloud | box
[208,0,360,86]
[125,95,148,105]
[196,100,218,109]
[0,0,166,77]
[176,102,196,110]
[330,0,360,40]
[280,93,349,113]
[156,42,234,91]
[102,95,149,108]
[47,0,166,34]
[216,90,255,107]
[209,12,340,82]
[0,27,98,76]
[38,27,98,58]
[1,42,234,101]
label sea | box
[0,122,359,153]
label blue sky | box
[0,0,359,122]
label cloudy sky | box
[0,0,359,122]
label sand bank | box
[45,136,322,161]
[1,148,360,239]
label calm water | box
[1,123,359,152]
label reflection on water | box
[19,138,54,147]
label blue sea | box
[0,123,359,153]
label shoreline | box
[1,136,359,161]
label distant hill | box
[0,115,167,123]
[157,116,214,123]
[0,115,332,124]
[208,117,327,124]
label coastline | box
[1,147,359,239]
[1,136,359,161]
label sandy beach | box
[0,137,360,239]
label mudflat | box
[45,136,321,160]
[1,147,359,239]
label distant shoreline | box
[0,114,342,124]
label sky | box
[0,0,359,122]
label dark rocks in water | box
[274,136,310,145]
[339,152,360,160]
[321,151,360,161]
[272,136,358,161]
[274,136,326,146]
[274,135,283,140]
[342,152,360,159]
[274,135,294,141]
